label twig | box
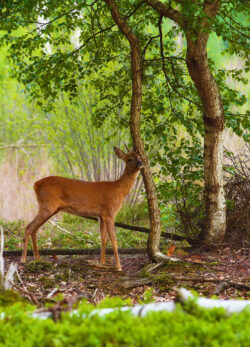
[92,288,98,304]
[15,269,40,305]
[13,282,40,306]
[46,287,58,299]
[16,268,27,290]
[49,220,93,243]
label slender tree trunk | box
[186,40,226,246]
[104,0,162,261]
[144,0,226,246]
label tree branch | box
[71,2,145,56]
[144,0,183,27]
[218,13,249,38]
[158,15,174,112]
[158,16,201,108]
[21,8,77,27]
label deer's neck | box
[116,167,139,197]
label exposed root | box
[151,252,183,263]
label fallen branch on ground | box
[31,288,250,320]
[116,273,250,291]
[173,276,250,290]
[3,247,147,257]
[117,277,152,289]
[84,216,195,243]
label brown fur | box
[21,147,142,271]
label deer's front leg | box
[104,217,122,271]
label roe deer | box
[21,147,142,271]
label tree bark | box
[103,0,162,261]
[186,41,226,246]
[184,0,226,246]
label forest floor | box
[4,246,249,306]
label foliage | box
[0,296,249,347]
[0,1,247,126]
[223,146,250,246]
[152,130,204,237]
[0,220,25,250]
[0,0,249,240]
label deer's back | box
[34,176,124,217]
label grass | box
[1,199,149,252]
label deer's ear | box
[113,147,126,160]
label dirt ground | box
[4,246,249,306]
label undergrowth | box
[0,296,249,347]
[1,203,149,251]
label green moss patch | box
[0,290,26,307]
[25,259,53,273]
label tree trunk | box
[186,40,226,246]
[104,0,162,261]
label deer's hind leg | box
[21,208,55,263]
[100,217,108,265]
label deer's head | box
[113,147,143,171]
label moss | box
[153,274,175,287]
[55,270,70,282]
[70,264,84,272]
[0,297,249,346]
[0,290,26,307]
[39,277,56,289]
[25,259,53,273]
[162,262,206,272]
[209,262,219,266]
